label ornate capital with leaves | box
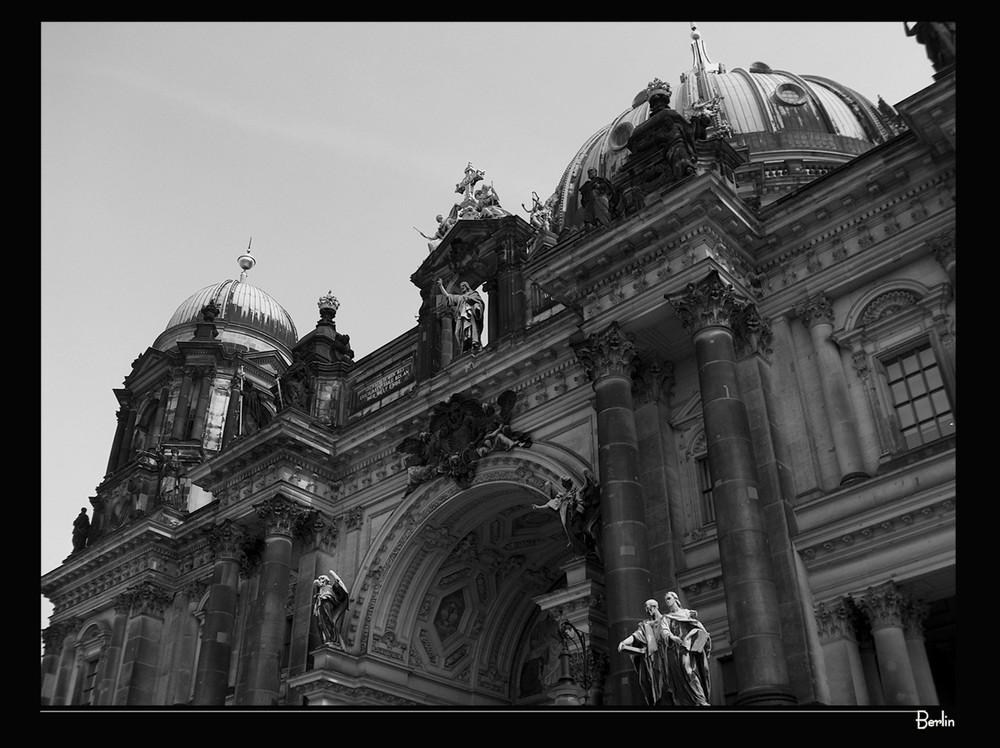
[795,292,835,329]
[572,321,636,381]
[253,495,309,538]
[122,581,173,620]
[859,581,910,630]
[666,270,751,335]
[207,519,246,561]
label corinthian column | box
[192,520,246,706]
[795,293,868,485]
[814,597,869,704]
[572,321,651,707]
[859,582,920,705]
[667,269,794,705]
[242,495,308,706]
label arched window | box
[72,622,108,706]
[837,281,955,460]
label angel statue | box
[312,569,350,647]
[415,212,457,252]
[532,470,603,563]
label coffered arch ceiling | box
[354,457,584,701]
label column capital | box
[253,494,309,538]
[183,577,210,602]
[903,599,930,641]
[859,581,909,630]
[207,519,247,561]
[666,268,751,335]
[927,229,955,270]
[299,512,338,552]
[794,292,835,329]
[121,581,173,619]
[814,597,862,643]
[733,305,773,359]
[572,321,636,381]
[631,354,675,406]
[41,617,84,653]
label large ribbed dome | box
[152,253,298,358]
[549,25,905,232]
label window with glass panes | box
[884,343,955,449]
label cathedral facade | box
[41,24,955,708]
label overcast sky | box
[40,21,937,632]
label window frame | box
[837,280,955,461]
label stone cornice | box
[794,446,954,538]
[189,412,338,492]
[42,526,177,594]
[527,173,760,297]
[797,493,953,567]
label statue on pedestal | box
[313,570,350,647]
[616,592,711,706]
[71,508,90,552]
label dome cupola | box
[546,23,907,231]
[152,248,299,360]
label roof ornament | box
[417,163,512,251]
[318,290,340,320]
[237,237,255,282]
[644,77,672,100]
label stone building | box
[41,23,955,707]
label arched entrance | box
[349,453,600,705]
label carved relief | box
[395,390,531,494]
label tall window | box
[884,343,955,450]
[80,658,99,705]
[696,454,715,525]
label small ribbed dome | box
[152,254,298,358]
[547,26,904,232]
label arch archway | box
[349,450,599,704]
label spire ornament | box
[237,238,256,282]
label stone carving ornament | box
[396,390,531,494]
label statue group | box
[618,592,712,706]
[396,390,531,494]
